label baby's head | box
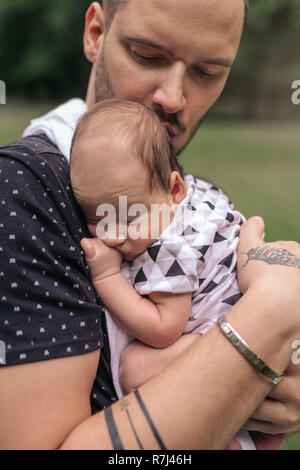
[70,99,187,260]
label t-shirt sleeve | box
[0,152,103,366]
[126,237,200,295]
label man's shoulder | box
[1,133,61,156]
[0,134,68,172]
[0,134,71,190]
[0,133,79,229]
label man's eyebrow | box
[201,57,232,68]
[123,36,232,68]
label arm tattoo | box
[121,399,144,450]
[104,406,124,450]
[243,246,300,269]
[105,393,166,450]
[134,389,167,450]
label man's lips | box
[163,122,180,138]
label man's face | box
[94,0,244,154]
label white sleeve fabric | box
[128,236,201,295]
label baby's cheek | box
[87,223,97,237]
[135,238,155,255]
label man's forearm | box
[61,286,293,450]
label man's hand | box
[237,217,300,294]
[81,238,122,282]
[237,217,300,436]
[245,361,300,435]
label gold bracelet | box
[218,316,284,385]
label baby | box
[70,99,284,451]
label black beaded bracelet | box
[218,316,284,385]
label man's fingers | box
[250,398,287,423]
[244,419,280,434]
[238,217,265,269]
[238,216,265,254]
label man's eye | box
[193,66,218,80]
[131,49,163,64]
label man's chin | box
[171,133,191,156]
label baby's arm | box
[81,238,191,348]
[120,335,198,394]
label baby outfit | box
[106,174,245,397]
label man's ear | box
[83,2,105,64]
[169,172,187,204]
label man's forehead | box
[112,0,245,28]
[111,0,244,61]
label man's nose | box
[152,61,187,115]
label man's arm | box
[0,144,114,449]
[0,350,100,450]
[119,336,198,395]
[60,283,296,450]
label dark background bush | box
[0,0,299,119]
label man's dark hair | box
[244,0,249,30]
[102,0,128,29]
[102,0,249,31]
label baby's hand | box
[81,238,122,282]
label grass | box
[0,100,60,145]
[181,120,299,243]
[0,102,299,450]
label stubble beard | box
[94,46,114,103]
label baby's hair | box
[70,99,184,192]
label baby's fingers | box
[81,238,98,262]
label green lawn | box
[0,103,299,450]
[181,120,299,243]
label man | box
[1,0,300,449]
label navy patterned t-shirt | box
[0,134,117,411]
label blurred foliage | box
[0,0,299,118]
[214,0,300,119]
[0,0,92,100]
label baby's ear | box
[169,172,187,204]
